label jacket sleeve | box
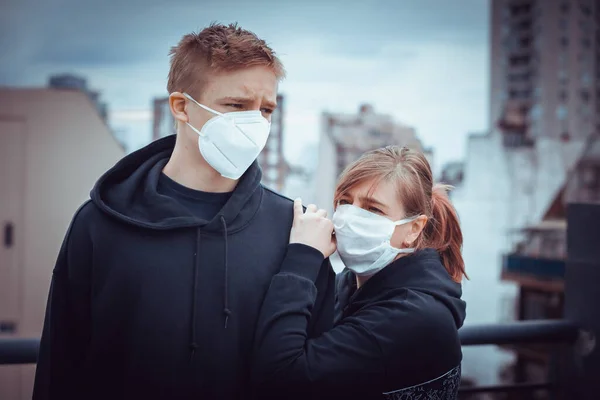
[306,256,335,338]
[252,244,389,393]
[33,202,94,400]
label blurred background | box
[2,0,600,398]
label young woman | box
[252,146,467,399]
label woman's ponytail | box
[426,184,467,282]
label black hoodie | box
[252,246,466,400]
[32,135,335,400]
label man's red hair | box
[167,23,285,98]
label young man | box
[33,23,335,400]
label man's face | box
[171,65,279,143]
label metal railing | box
[0,319,583,396]
[1,203,599,397]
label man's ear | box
[169,92,188,124]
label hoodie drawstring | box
[189,228,201,361]
[221,216,232,329]
[189,219,232,360]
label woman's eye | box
[338,199,350,205]
[261,108,274,115]
[226,104,244,109]
[368,207,383,214]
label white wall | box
[453,132,517,385]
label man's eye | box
[261,108,274,115]
[226,104,244,109]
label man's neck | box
[163,136,238,193]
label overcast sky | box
[1,0,490,172]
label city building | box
[152,96,174,141]
[0,88,125,400]
[490,0,599,155]
[48,74,109,126]
[499,131,600,388]
[257,94,288,191]
[440,161,465,189]
[315,104,428,216]
[454,0,600,388]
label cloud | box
[2,0,490,174]
[111,109,153,122]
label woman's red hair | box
[334,146,467,282]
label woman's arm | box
[252,243,388,392]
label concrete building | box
[48,74,109,126]
[498,131,600,387]
[315,104,428,216]
[440,161,465,190]
[490,0,599,155]
[257,94,288,191]
[152,96,174,141]
[0,88,125,399]
[454,0,600,386]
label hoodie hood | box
[337,248,466,329]
[90,135,263,233]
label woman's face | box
[337,178,427,249]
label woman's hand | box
[290,198,337,258]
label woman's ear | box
[404,215,428,246]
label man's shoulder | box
[260,185,296,214]
[261,185,294,204]
[68,200,109,235]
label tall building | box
[490,0,599,160]
[152,97,174,141]
[453,0,600,388]
[0,88,126,399]
[315,104,428,216]
[48,74,109,125]
[258,94,287,191]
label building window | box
[581,38,592,49]
[582,164,600,190]
[556,104,568,120]
[530,104,543,121]
[581,90,591,102]
[559,90,568,101]
[558,69,568,83]
[580,3,591,16]
[559,53,567,66]
[559,18,568,29]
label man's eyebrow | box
[217,96,277,109]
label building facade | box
[0,88,126,399]
[257,94,287,191]
[490,0,600,153]
[152,97,175,141]
[454,0,600,389]
[315,104,428,216]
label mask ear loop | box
[393,214,421,226]
[183,92,224,116]
[393,215,421,251]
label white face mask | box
[333,204,420,277]
[183,93,271,180]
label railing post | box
[564,203,600,399]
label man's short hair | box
[167,22,285,98]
